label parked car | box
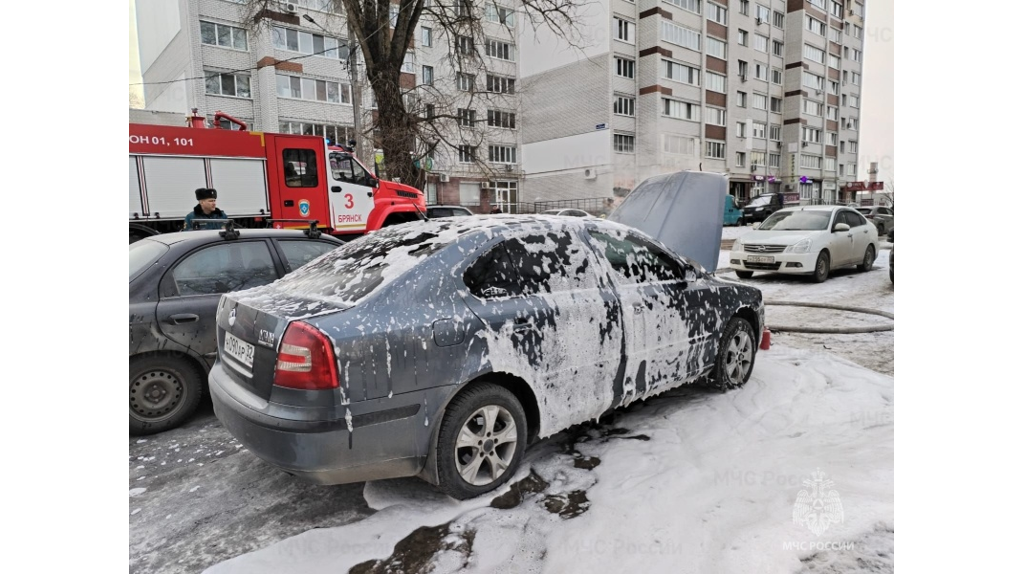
[729,205,878,282]
[889,245,894,283]
[856,206,894,239]
[209,216,765,499]
[542,208,591,217]
[723,194,743,226]
[427,205,473,218]
[129,225,345,435]
[741,192,786,224]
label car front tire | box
[436,383,527,500]
[858,245,876,272]
[813,251,830,283]
[129,355,204,436]
[712,317,757,391]
[735,270,754,279]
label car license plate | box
[748,255,774,263]
[224,332,255,369]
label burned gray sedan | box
[210,216,764,499]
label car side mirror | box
[366,176,379,188]
[683,266,699,283]
[834,223,851,233]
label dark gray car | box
[209,216,764,499]
[129,227,344,435]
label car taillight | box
[274,321,339,390]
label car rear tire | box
[436,383,527,500]
[813,251,830,283]
[735,270,754,279]
[712,317,757,391]
[858,245,876,272]
[129,355,204,436]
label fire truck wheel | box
[129,355,204,436]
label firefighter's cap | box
[195,188,218,201]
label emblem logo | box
[228,308,236,327]
[792,469,844,536]
[299,199,311,217]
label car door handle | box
[168,313,199,324]
[331,186,342,193]
[633,304,644,314]
[512,317,530,331]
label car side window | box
[330,152,370,185]
[502,232,598,295]
[463,243,523,299]
[276,239,339,273]
[836,211,855,229]
[881,208,893,216]
[848,211,869,227]
[283,148,318,188]
[170,241,277,296]
[589,231,685,284]
[432,208,452,218]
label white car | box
[729,205,878,282]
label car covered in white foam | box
[209,214,765,499]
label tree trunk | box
[366,66,420,186]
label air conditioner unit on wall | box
[584,168,597,180]
[481,181,490,189]
[284,2,297,14]
[504,164,514,172]
[439,173,450,183]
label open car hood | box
[607,171,726,273]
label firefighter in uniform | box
[183,188,228,230]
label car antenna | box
[412,201,428,222]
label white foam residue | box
[129,488,146,498]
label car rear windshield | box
[746,195,772,207]
[759,210,830,231]
[129,239,168,282]
[856,208,872,215]
[271,224,460,305]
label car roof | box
[427,205,470,210]
[775,205,847,213]
[142,229,344,246]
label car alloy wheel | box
[437,383,527,500]
[858,245,876,272]
[129,355,204,436]
[714,317,757,391]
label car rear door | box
[846,210,873,258]
[155,239,282,364]
[829,211,857,266]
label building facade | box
[519,0,867,206]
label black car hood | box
[607,171,726,273]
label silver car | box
[209,216,765,499]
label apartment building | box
[134,0,522,208]
[520,0,867,205]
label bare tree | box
[241,0,589,188]
[129,90,143,109]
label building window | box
[663,134,697,155]
[849,141,859,153]
[852,25,863,39]
[736,91,747,108]
[613,133,636,153]
[738,29,748,45]
[457,108,477,127]
[751,151,766,166]
[772,68,782,84]
[829,27,842,43]
[664,59,699,85]
[826,106,838,120]
[424,103,435,119]
[706,37,726,59]
[401,53,416,73]
[802,71,824,91]
[736,122,747,138]
[769,153,780,167]
[706,72,726,93]
[279,121,354,145]
[487,109,516,128]
[831,1,843,17]
[773,10,784,28]
[707,2,727,25]
[769,124,781,140]
[772,39,783,57]
[752,122,766,139]
[706,140,726,158]
[661,20,701,51]
[663,98,701,121]
[753,34,768,53]
[201,21,248,50]
[426,182,438,204]
[616,57,636,78]
[485,4,516,26]
[665,0,701,14]
[421,27,432,47]
[802,126,821,143]
[486,74,516,94]
[829,54,841,69]
[615,17,636,44]
[457,73,475,91]
[800,155,822,169]
[706,107,727,126]
[842,94,847,107]
[486,39,515,61]
[458,145,477,163]
[754,62,768,81]
[850,49,862,62]
[824,157,836,172]
[803,99,822,116]
[457,35,474,55]
[852,2,864,17]
[804,44,825,64]
[752,93,767,110]
[805,15,826,36]
[207,71,251,98]
[613,95,636,117]
[489,145,517,163]
[808,0,825,9]
[422,65,434,86]
[851,72,861,85]
[829,80,840,95]
[755,4,770,21]
[738,60,748,79]
[735,152,746,167]
[739,0,749,16]
[770,96,782,113]
[271,26,339,58]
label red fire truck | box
[128,111,426,242]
